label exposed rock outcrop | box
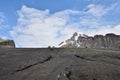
[0,38,15,48]
[0,48,120,80]
[59,32,120,48]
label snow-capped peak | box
[58,32,85,47]
[59,32,120,48]
[73,32,88,41]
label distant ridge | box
[59,32,120,48]
[0,37,15,48]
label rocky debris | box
[59,32,120,48]
[0,37,15,48]
[0,48,120,80]
[48,46,55,51]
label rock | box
[59,32,120,48]
[0,38,15,48]
[0,48,120,80]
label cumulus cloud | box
[10,6,80,47]
[10,5,120,47]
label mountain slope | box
[59,32,120,48]
[0,48,120,80]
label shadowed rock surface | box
[0,48,120,80]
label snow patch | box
[58,41,66,47]
[74,32,88,41]
[58,32,88,47]
[75,33,80,40]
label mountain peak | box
[71,32,88,41]
[59,32,120,48]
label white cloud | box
[86,3,117,17]
[11,6,80,47]
[10,5,120,47]
[87,4,104,17]
[96,24,120,35]
[0,12,5,29]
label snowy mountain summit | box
[58,32,120,48]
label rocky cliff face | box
[0,38,15,48]
[59,32,120,48]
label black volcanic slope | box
[0,48,120,80]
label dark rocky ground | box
[0,48,120,80]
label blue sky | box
[0,0,120,47]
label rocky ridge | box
[59,32,120,48]
[0,37,15,48]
